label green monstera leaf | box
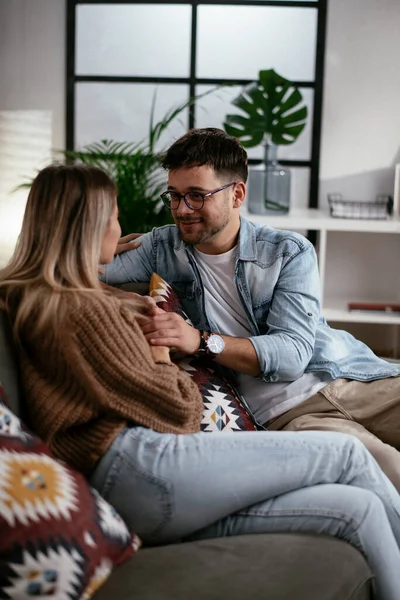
[224,69,308,147]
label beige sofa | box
[0,311,373,600]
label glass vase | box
[263,142,291,215]
[246,143,291,216]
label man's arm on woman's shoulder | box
[101,230,156,286]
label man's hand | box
[140,310,201,355]
[115,233,142,255]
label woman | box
[1,164,400,600]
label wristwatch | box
[197,330,225,358]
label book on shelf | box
[348,302,400,313]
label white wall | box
[0,0,65,266]
[320,0,400,205]
[0,0,66,150]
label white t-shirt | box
[193,246,332,425]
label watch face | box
[207,334,225,355]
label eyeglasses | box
[160,182,237,211]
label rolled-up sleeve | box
[249,244,321,382]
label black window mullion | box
[189,3,198,129]
[306,0,327,243]
[73,75,316,89]
[194,0,317,5]
[74,76,191,84]
[196,78,315,88]
[309,0,327,210]
[66,0,77,150]
[249,159,311,168]
[76,0,319,6]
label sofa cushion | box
[0,388,140,600]
[94,533,373,600]
[149,273,257,432]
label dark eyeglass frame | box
[160,181,237,211]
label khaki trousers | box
[266,377,400,493]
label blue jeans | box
[90,427,400,600]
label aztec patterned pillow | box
[149,273,257,432]
[0,383,140,600]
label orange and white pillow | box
[0,384,140,600]
[149,273,257,433]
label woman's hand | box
[138,300,173,362]
[136,300,170,363]
[140,311,201,355]
[115,233,142,255]
[141,296,164,316]
[150,345,171,363]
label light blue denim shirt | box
[103,216,400,382]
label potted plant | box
[223,69,308,214]
[63,138,171,236]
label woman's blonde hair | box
[0,164,140,343]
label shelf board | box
[241,206,400,233]
[323,300,400,324]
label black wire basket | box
[327,193,393,220]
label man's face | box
[167,165,237,247]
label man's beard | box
[176,215,229,246]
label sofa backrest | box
[0,310,22,416]
[120,282,149,295]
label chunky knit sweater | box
[18,293,203,474]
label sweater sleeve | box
[63,295,203,433]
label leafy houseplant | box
[65,138,172,236]
[223,69,308,213]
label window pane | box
[195,85,313,161]
[197,6,317,81]
[75,83,189,150]
[76,4,191,77]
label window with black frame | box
[67,0,327,211]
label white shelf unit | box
[240,207,400,335]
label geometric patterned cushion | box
[149,273,257,432]
[0,383,140,600]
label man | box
[103,127,400,490]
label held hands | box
[140,307,201,355]
[137,297,172,363]
[115,233,142,255]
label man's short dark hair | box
[162,128,248,183]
